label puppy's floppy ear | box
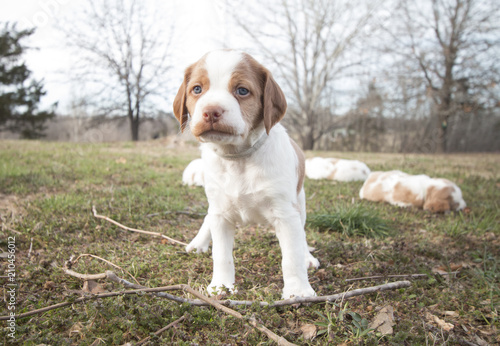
[173,65,193,132]
[423,186,450,212]
[262,70,287,135]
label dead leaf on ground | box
[115,157,127,164]
[300,324,317,340]
[43,281,56,290]
[68,322,84,336]
[425,312,454,331]
[315,268,327,280]
[433,263,463,275]
[444,311,459,317]
[82,280,106,294]
[369,305,395,335]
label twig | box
[92,205,188,246]
[27,237,33,258]
[136,314,187,345]
[270,281,411,307]
[249,315,297,346]
[63,268,107,280]
[345,272,459,282]
[71,253,140,285]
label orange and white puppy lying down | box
[306,157,371,182]
[359,170,466,213]
[173,50,318,298]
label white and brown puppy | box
[305,157,371,182]
[359,170,466,213]
[173,50,318,298]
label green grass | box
[307,205,390,238]
[0,140,499,345]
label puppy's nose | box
[203,106,224,123]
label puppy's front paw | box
[282,282,316,299]
[186,238,210,253]
[207,282,237,297]
[306,253,320,269]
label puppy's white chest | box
[205,160,271,225]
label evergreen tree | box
[0,23,55,139]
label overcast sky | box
[1,0,239,114]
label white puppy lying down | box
[173,50,319,298]
[359,170,466,213]
[305,157,371,182]
[182,158,205,187]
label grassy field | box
[0,140,498,345]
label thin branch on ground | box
[70,253,140,285]
[92,205,188,246]
[136,314,188,345]
[345,272,459,282]
[62,267,412,308]
[27,237,33,258]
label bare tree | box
[231,0,383,150]
[384,0,500,152]
[60,0,175,141]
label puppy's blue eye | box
[193,86,202,94]
[236,87,249,96]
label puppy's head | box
[423,179,466,212]
[173,50,287,145]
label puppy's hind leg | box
[274,215,316,299]
[298,188,320,270]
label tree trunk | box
[131,118,139,141]
[436,121,447,153]
[301,130,315,150]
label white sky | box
[0,0,238,114]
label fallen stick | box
[92,205,188,246]
[1,268,412,319]
[69,253,140,285]
[136,314,187,345]
[62,268,412,308]
[270,280,411,307]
